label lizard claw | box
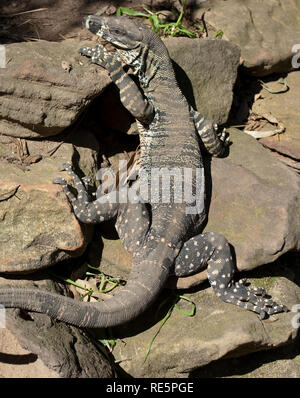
[78,47,92,57]
[219,128,231,146]
[58,162,72,172]
[52,177,67,185]
[82,176,92,189]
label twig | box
[0,8,48,18]
[0,185,20,202]
[200,11,208,37]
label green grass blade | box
[212,29,224,38]
[174,295,196,316]
[116,7,148,18]
[144,305,174,362]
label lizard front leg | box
[79,45,154,125]
[174,232,288,319]
[190,107,230,157]
[53,162,118,224]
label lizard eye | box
[112,28,124,35]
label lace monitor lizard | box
[0,15,288,327]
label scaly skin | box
[0,16,288,327]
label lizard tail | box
[0,246,174,328]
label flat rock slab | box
[0,277,114,378]
[0,39,110,138]
[194,0,300,76]
[0,128,99,273]
[254,71,300,171]
[111,269,300,378]
[206,128,300,271]
[164,37,240,124]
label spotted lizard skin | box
[0,16,287,327]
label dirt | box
[0,0,208,44]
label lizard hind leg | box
[203,232,289,318]
[174,232,288,319]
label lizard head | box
[83,15,144,51]
[82,15,170,80]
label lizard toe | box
[58,162,72,171]
[52,177,67,185]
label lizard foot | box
[213,279,289,319]
[79,45,120,68]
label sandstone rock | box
[164,37,240,124]
[193,0,300,76]
[0,128,99,273]
[254,72,300,172]
[111,265,300,378]
[206,128,300,271]
[0,39,111,138]
[0,277,114,378]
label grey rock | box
[164,37,240,124]
[254,71,300,170]
[206,128,300,271]
[0,39,111,138]
[193,0,300,76]
[0,128,99,273]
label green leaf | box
[150,14,162,33]
[212,29,223,38]
[174,295,196,316]
[116,7,148,18]
[144,305,174,362]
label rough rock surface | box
[0,39,110,138]
[111,263,300,378]
[0,276,114,378]
[206,128,300,270]
[0,128,99,273]
[164,37,240,124]
[193,0,300,76]
[254,72,300,172]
